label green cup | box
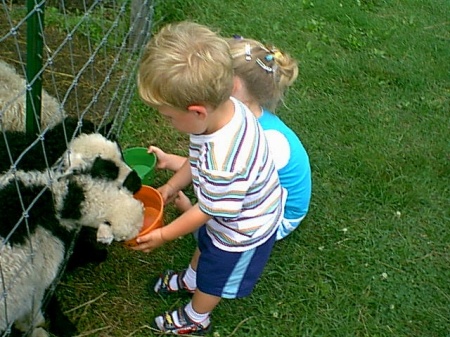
[123,147,157,186]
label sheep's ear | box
[122,170,142,194]
[79,118,96,134]
[54,117,96,139]
[90,157,120,181]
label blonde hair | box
[138,21,234,110]
[227,37,298,111]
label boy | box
[133,21,283,335]
[149,35,312,241]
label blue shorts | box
[196,225,276,299]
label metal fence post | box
[26,0,45,136]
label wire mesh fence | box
[0,1,155,335]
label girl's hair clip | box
[256,58,273,73]
[233,34,244,40]
[245,43,252,61]
[272,50,283,60]
[265,50,282,62]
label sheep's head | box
[63,133,142,193]
[64,175,144,244]
[95,193,145,244]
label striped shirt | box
[189,97,282,252]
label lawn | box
[59,0,449,336]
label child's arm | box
[158,159,192,203]
[132,204,211,253]
[148,146,187,172]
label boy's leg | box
[155,289,221,333]
[153,192,202,296]
[190,246,200,269]
[152,226,276,334]
[191,289,221,315]
[154,247,200,294]
[153,290,217,334]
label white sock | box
[168,265,197,291]
[154,302,210,331]
[183,264,197,290]
[184,301,210,325]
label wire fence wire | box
[0,1,154,335]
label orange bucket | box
[124,185,164,247]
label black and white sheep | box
[0,170,144,336]
[0,59,66,132]
[1,59,143,336]
[0,118,143,336]
[0,117,141,193]
[0,117,94,174]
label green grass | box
[43,4,131,48]
[61,0,449,336]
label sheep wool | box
[64,132,141,192]
[0,59,66,132]
[0,117,95,175]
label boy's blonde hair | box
[227,37,298,112]
[138,21,234,110]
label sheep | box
[0,121,141,270]
[0,59,142,335]
[0,118,143,336]
[0,169,144,337]
[0,117,141,193]
[0,59,66,132]
[0,117,92,174]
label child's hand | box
[131,227,166,253]
[148,146,187,172]
[174,191,193,212]
[158,183,178,204]
[148,146,171,170]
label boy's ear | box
[187,105,208,119]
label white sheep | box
[0,59,66,132]
[0,170,144,336]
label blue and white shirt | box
[258,109,311,239]
[189,97,282,252]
